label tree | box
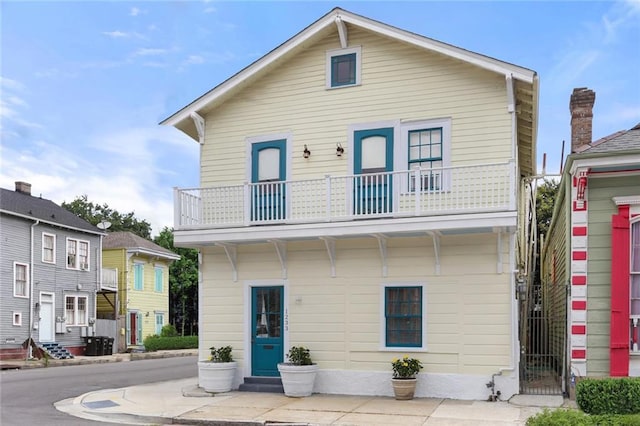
[536,179,560,238]
[62,195,152,239]
[154,227,199,336]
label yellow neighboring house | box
[102,232,180,351]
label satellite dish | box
[97,220,112,230]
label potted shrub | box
[198,345,237,393]
[277,346,318,397]
[391,355,423,400]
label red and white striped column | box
[571,169,589,376]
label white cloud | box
[204,7,216,14]
[185,55,205,65]
[132,48,169,57]
[103,30,129,38]
[0,76,25,91]
[0,124,196,236]
[130,7,145,17]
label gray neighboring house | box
[0,182,104,360]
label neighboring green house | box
[541,87,640,393]
[102,232,179,351]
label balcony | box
[101,268,118,291]
[176,160,515,226]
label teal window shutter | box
[134,264,143,290]
[154,267,163,292]
[385,286,422,347]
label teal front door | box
[354,128,394,214]
[251,140,286,221]
[251,286,284,376]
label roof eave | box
[160,7,537,140]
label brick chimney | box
[15,181,32,196]
[570,87,596,153]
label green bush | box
[526,408,592,425]
[160,324,178,337]
[143,335,198,352]
[577,378,640,415]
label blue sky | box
[2,1,639,236]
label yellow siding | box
[127,255,171,340]
[200,27,512,187]
[103,248,171,342]
[200,233,512,375]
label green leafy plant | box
[391,355,423,378]
[577,377,640,415]
[285,346,313,365]
[209,345,233,362]
[143,335,198,351]
[160,324,178,337]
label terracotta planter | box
[277,363,318,397]
[391,377,417,400]
[198,361,237,393]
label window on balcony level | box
[42,232,56,264]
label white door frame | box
[39,292,55,342]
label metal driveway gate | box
[519,278,567,395]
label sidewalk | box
[3,350,571,425]
[54,379,566,425]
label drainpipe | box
[27,220,40,360]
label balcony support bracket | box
[427,231,441,275]
[496,227,504,274]
[373,234,388,277]
[320,237,337,277]
[269,239,287,279]
[217,243,238,282]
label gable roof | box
[160,7,538,144]
[0,187,102,234]
[576,122,640,154]
[103,231,180,261]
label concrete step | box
[238,376,284,393]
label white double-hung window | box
[14,262,29,298]
[42,233,56,263]
[65,294,88,326]
[67,238,89,270]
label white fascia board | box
[174,211,517,246]
[0,209,105,236]
[568,153,640,175]
[161,8,536,129]
[126,247,180,260]
[161,14,336,128]
[340,12,536,83]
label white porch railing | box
[174,161,516,229]
[101,268,118,291]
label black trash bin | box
[95,336,106,356]
[104,337,114,355]
[85,336,98,356]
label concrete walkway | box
[2,350,573,425]
[54,378,567,425]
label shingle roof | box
[0,187,101,234]
[103,231,180,260]
[577,122,640,154]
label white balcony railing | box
[174,161,515,229]
[101,268,118,291]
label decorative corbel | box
[373,234,388,277]
[269,239,287,279]
[335,15,348,49]
[427,231,441,275]
[217,243,238,282]
[190,112,205,145]
[320,237,336,277]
